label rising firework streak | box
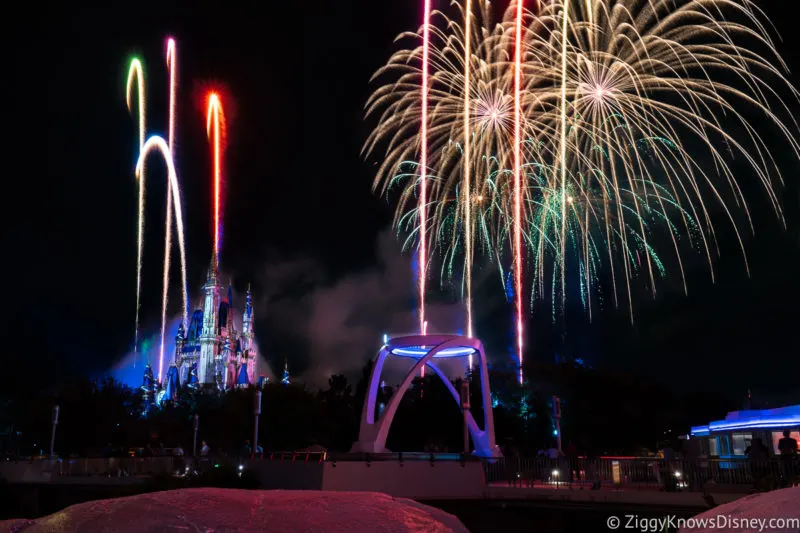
[206,92,225,269]
[419,0,432,337]
[125,41,190,383]
[513,0,524,384]
[126,59,146,355]
[161,37,178,376]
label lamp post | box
[193,414,199,457]
[253,390,262,458]
[50,405,59,459]
[553,395,562,453]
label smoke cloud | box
[109,230,466,391]
[256,229,464,389]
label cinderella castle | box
[142,257,259,404]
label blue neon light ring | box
[390,345,476,358]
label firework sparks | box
[514,0,525,384]
[163,37,178,330]
[166,39,177,151]
[135,136,188,384]
[420,0,433,336]
[365,0,800,370]
[557,0,569,314]
[126,58,146,354]
[206,92,225,269]
[125,41,190,381]
[464,0,474,373]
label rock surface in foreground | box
[0,488,468,533]
[680,486,800,533]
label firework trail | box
[419,0,433,337]
[557,0,569,314]
[135,136,189,384]
[462,0,477,374]
[463,0,473,346]
[125,41,190,382]
[167,39,177,151]
[206,93,225,269]
[513,0,525,383]
[365,0,800,366]
[126,59,146,355]
[162,37,178,341]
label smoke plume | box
[256,229,464,389]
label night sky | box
[4,1,799,402]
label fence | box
[483,457,800,492]
[3,454,798,492]
[0,452,330,481]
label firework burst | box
[365,0,799,364]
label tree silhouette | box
[0,362,734,458]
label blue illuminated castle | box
[157,258,258,401]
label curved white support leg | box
[351,336,503,458]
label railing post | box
[253,391,261,460]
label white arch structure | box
[351,335,503,458]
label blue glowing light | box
[553,429,558,436]
[690,405,800,435]
[390,345,477,358]
[383,333,388,345]
[504,271,514,300]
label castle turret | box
[174,322,186,365]
[164,364,180,402]
[199,257,221,384]
[141,364,156,413]
[242,283,253,339]
[281,358,290,385]
[242,283,257,384]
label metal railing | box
[60,456,179,477]
[484,457,800,492]
[4,453,799,492]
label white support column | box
[351,335,502,458]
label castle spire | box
[199,254,222,384]
[242,281,254,337]
[281,358,290,385]
[205,256,219,287]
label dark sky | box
[3,0,799,402]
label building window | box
[708,436,719,456]
[771,431,800,455]
[731,432,751,456]
[719,435,733,456]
